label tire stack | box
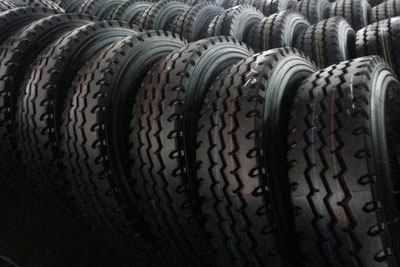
[2,0,400,267]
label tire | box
[63,0,85,12]
[0,7,60,46]
[129,36,253,266]
[220,0,252,9]
[329,0,371,31]
[252,0,297,16]
[61,30,186,260]
[287,55,400,266]
[137,0,190,30]
[369,0,400,23]
[356,17,400,78]
[207,5,264,43]
[17,21,139,239]
[368,0,386,7]
[248,10,310,53]
[0,0,16,11]
[171,2,223,41]
[110,0,152,24]
[7,0,64,11]
[196,47,316,267]
[0,14,95,200]
[294,0,331,24]
[79,0,125,19]
[294,16,356,68]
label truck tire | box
[356,17,400,77]
[172,2,223,41]
[0,14,95,199]
[196,47,316,267]
[130,36,253,266]
[252,0,297,16]
[369,0,400,23]
[207,5,264,43]
[329,0,371,30]
[17,21,139,240]
[137,0,190,30]
[249,10,310,52]
[294,16,356,68]
[294,0,331,24]
[287,55,400,266]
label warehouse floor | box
[0,183,178,267]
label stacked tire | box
[2,1,400,267]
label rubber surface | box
[0,14,95,198]
[294,16,356,68]
[0,7,60,46]
[137,0,190,30]
[252,0,297,16]
[356,17,400,78]
[7,0,64,11]
[369,0,400,23]
[61,30,187,255]
[329,0,371,30]
[17,21,139,239]
[110,0,152,24]
[130,36,253,266]
[172,2,223,41]
[0,0,16,11]
[295,0,331,24]
[207,5,264,43]
[287,55,400,266]
[196,47,316,267]
[249,10,310,52]
[79,0,125,19]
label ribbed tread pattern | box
[171,2,223,41]
[207,5,264,42]
[249,10,310,52]
[196,47,316,267]
[136,0,190,30]
[356,17,400,77]
[294,16,355,68]
[329,0,371,30]
[17,22,138,237]
[129,36,252,266]
[287,56,400,266]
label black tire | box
[17,21,139,239]
[130,36,253,266]
[79,0,125,19]
[0,14,95,199]
[172,2,223,41]
[294,0,331,24]
[110,0,152,24]
[248,10,310,53]
[7,0,64,11]
[368,0,386,7]
[329,0,371,30]
[356,17,400,78]
[287,56,400,266]
[137,0,190,30]
[0,0,16,11]
[252,0,297,16]
[63,0,85,12]
[220,0,252,9]
[0,7,60,46]
[369,0,400,23]
[294,16,356,68]
[196,47,316,267]
[62,30,186,261]
[207,5,264,43]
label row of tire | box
[1,0,400,266]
